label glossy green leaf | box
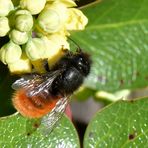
[0,113,80,147]
[71,0,148,91]
[84,97,148,147]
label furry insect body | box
[12,49,91,118]
[46,51,91,95]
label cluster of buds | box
[0,0,88,73]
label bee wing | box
[38,95,69,135]
[12,73,41,90]
[12,70,62,97]
[26,70,62,97]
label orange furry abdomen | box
[12,89,59,118]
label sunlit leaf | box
[71,0,148,91]
[0,113,80,147]
[84,97,148,147]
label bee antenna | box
[68,37,82,52]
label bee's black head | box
[72,52,91,76]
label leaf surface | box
[0,113,80,148]
[71,0,148,91]
[84,97,148,147]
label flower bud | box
[25,37,46,61]
[0,16,10,37]
[8,53,32,74]
[7,10,30,28]
[9,29,29,45]
[46,34,69,52]
[0,41,22,64]
[0,0,14,16]
[15,13,33,32]
[20,0,46,15]
[43,35,69,60]
[37,3,68,34]
[66,8,88,30]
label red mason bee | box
[12,47,91,133]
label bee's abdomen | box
[12,89,59,118]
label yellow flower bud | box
[15,13,33,32]
[42,34,69,60]
[25,37,46,61]
[0,41,22,64]
[52,28,70,38]
[0,0,14,16]
[9,29,29,45]
[0,16,10,37]
[20,0,46,15]
[66,8,88,30]
[8,53,32,74]
[37,3,68,34]
[47,34,69,51]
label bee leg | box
[43,59,50,72]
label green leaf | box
[0,113,80,147]
[84,97,148,147]
[71,0,148,91]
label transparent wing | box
[38,96,69,136]
[12,70,62,97]
[12,73,41,90]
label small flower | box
[66,8,88,30]
[20,0,46,15]
[0,0,14,17]
[0,0,88,73]
[9,29,29,45]
[15,11,33,32]
[44,34,69,59]
[36,3,68,34]
[25,37,47,61]
[0,16,10,37]
[8,53,32,74]
[0,41,22,64]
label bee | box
[12,42,91,134]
